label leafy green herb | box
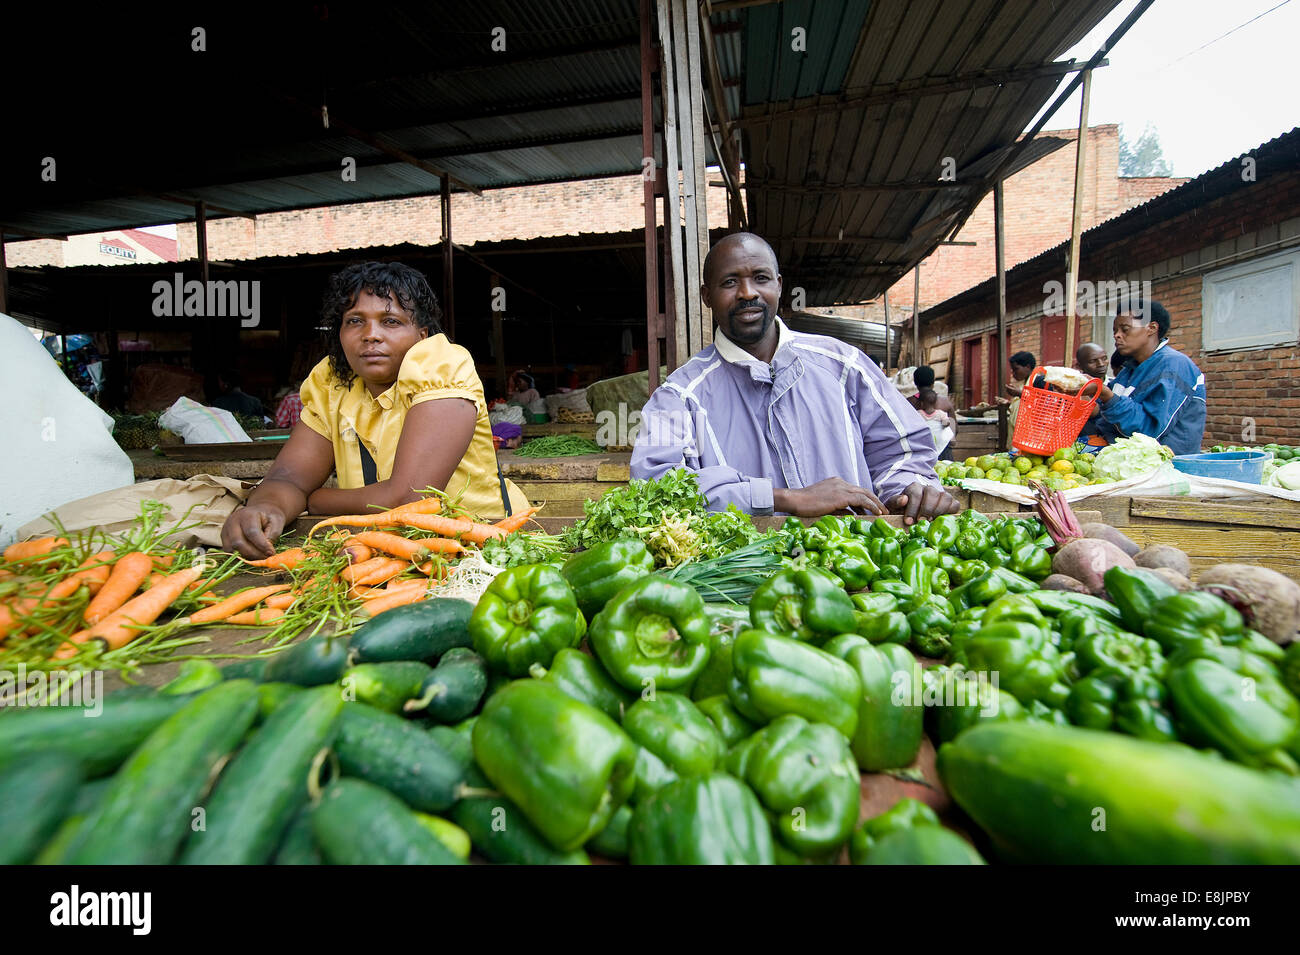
[480,532,566,569]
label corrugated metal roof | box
[729,0,1122,306]
[919,126,1300,323]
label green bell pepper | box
[979,545,1012,569]
[958,508,992,526]
[868,516,901,539]
[624,692,726,801]
[1103,566,1180,634]
[954,525,993,560]
[470,564,583,677]
[871,578,913,601]
[996,520,1033,553]
[587,804,631,859]
[560,539,657,619]
[922,666,1025,743]
[875,564,903,581]
[1008,542,1052,581]
[695,695,758,746]
[854,609,911,645]
[980,593,1047,627]
[628,773,775,864]
[987,566,1036,594]
[950,620,1072,708]
[472,680,638,851]
[1221,629,1287,663]
[781,516,807,543]
[852,592,899,616]
[727,714,860,858]
[749,567,857,644]
[1026,589,1124,622]
[588,576,712,693]
[865,536,902,569]
[925,514,961,551]
[849,797,940,865]
[951,559,990,586]
[1145,591,1244,652]
[821,632,870,660]
[906,604,954,659]
[1072,630,1167,678]
[1283,642,1300,698]
[689,604,750,700]
[839,642,925,771]
[900,539,929,561]
[929,566,951,595]
[1064,666,1177,742]
[728,630,861,739]
[1166,641,1300,773]
[801,528,831,552]
[528,647,634,722]
[822,539,879,591]
[946,570,1009,614]
[936,551,959,574]
[901,547,939,598]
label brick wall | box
[922,161,1300,446]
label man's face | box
[1112,312,1155,357]
[1010,362,1032,382]
[1078,347,1109,378]
[701,238,782,346]
[339,289,428,386]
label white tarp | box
[1,313,135,545]
[952,462,1300,506]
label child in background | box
[917,388,955,458]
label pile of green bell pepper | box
[588,576,713,692]
[470,565,585,677]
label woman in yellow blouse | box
[222,262,528,558]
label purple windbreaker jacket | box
[630,320,941,514]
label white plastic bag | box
[158,396,251,444]
[489,405,526,427]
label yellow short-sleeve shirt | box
[299,335,529,519]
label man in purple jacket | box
[631,233,958,522]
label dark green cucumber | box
[159,659,224,695]
[344,661,433,713]
[221,657,271,681]
[180,685,344,864]
[348,598,475,663]
[938,721,1300,864]
[862,827,986,865]
[427,724,473,770]
[273,808,322,865]
[63,681,260,864]
[0,690,189,777]
[0,752,82,864]
[404,648,487,722]
[587,804,631,860]
[256,682,305,721]
[334,702,465,812]
[451,767,590,865]
[32,778,113,865]
[264,634,351,686]
[310,778,464,865]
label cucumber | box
[256,682,305,721]
[159,659,224,695]
[32,778,112,865]
[180,685,344,864]
[451,769,590,866]
[427,724,473,771]
[348,598,474,663]
[862,827,986,865]
[273,808,322,865]
[310,778,464,865]
[0,752,82,864]
[344,661,433,713]
[414,812,472,860]
[0,690,189,777]
[221,657,270,681]
[264,634,350,686]
[63,681,260,864]
[404,648,487,722]
[334,702,466,812]
[938,721,1300,864]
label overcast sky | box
[1032,0,1298,177]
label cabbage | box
[1092,433,1174,483]
[1267,460,1300,491]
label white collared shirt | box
[713,316,794,366]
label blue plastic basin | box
[1172,451,1269,484]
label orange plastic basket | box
[1011,367,1102,455]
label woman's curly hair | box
[321,262,443,387]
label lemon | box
[1050,460,1075,474]
[1002,470,1022,485]
[985,468,1004,482]
[967,466,986,480]
[1073,457,1093,476]
[977,455,999,472]
[964,457,979,468]
[1013,456,1033,473]
[1027,468,1048,480]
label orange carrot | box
[0,598,39,639]
[307,497,443,536]
[146,572,168,590]
[265,591,298,610]
[357,587,428,618]
[42,550,116,603]
[84,552,154,625]
[342,542,374,565]
[347,532,465,561]
[224,607,288,626]
[396,514,506,545]
[185,584,292,625]
[354,559,409,587]
[378,497,443,522]
[152,554,175,569]
[493,506,543,534]
[339,556,395,583]
[242,548,306,571]
[3,537,69,563]
[55,566,204,657]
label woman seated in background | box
[507,370,540,407]
[222,261,528,558]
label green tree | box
[1119,122,1173,177]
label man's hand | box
[774,478,887,518]
[887,482,960,525]
[221,503,286,559]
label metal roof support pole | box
[1064,68,1092,367]
[912,265,921,369]
[195,201,209,287]
[669,0,704,355]
[656,0,688,369]
[640,0,662,394]
[994,179,1009,450]
[684,0,711,348]
[441,174,456,341]
[194,201,211,375]
[883,292,891,375]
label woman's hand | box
[222,502,288,559]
